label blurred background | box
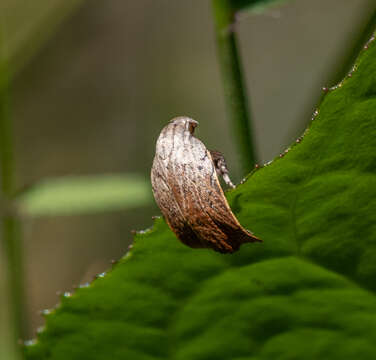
[0,0,374,353]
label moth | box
[151,116,261,253]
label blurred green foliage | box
[24,31,376,360]
[17,175,152,217]
[0,29,22,360]
[230,0,288,13]
[1,0,85,78]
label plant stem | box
[0,65,14,195]
[2,215,24,340]
[0,37,24,359]
[212,0,257,174]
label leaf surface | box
[25,34,376,359]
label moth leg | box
[210,150,235,189]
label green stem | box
[212,0,257,174]
[0,62,14,195]
[0,36,24,359]
[3,215,24,342]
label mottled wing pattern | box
[151,126,201,248]
[151,117,261,253]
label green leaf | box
[17,174,152,216]
[25,34,376,359]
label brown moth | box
[151,116,261,253]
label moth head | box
[169,116,198,135]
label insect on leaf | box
[151,117,261,253]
